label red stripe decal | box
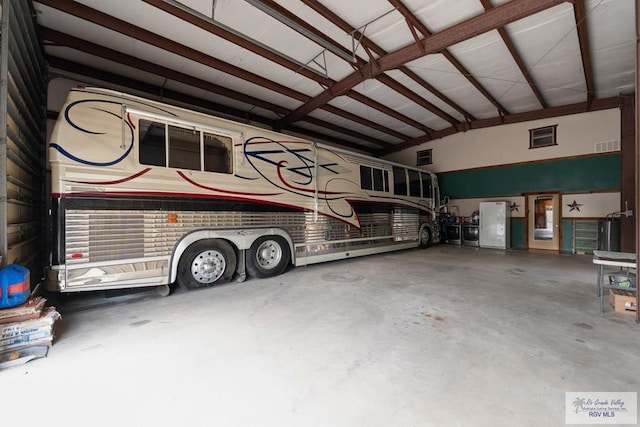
[65,168,152,185]
[177,171,281,196]
[127,112,136,130]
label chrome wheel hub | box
[191,250,226,283]
[255,240,282,269]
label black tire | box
[246,236,291,279]
[419,226,432,249]
[177,240,237,290]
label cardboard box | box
[609,288,637,313]
[0,307,61,352]
[0,345,49,370]
[0,296,46,324]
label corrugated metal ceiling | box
[35,0,636,155]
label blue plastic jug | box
[0,264,30,309]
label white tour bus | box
[46,87,441,294]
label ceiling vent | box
[595,140,620,153]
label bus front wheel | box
[419,226,432,249]
[178,240,237,290]
[246,236,290,279]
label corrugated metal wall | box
[0,0,47,282]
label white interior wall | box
[385,109,621,173]
[562,192,623,218]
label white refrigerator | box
[479,201,510,249]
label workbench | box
[593,250,637,313]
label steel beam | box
[38,0,407,143]
[479,0,547,109]
[142,0,333,86]
[280,0,566,127]
[299,0,464,125]
[573,0,596,104]
[38,0,307,102]
[240,0,435,132]
[41,28,290,116]
[389,0,506,117]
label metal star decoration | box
[567,200,583,212]
[510,202,520,213]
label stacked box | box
[0,297,61,369]
[609,288,637,313]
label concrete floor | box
[1,245,639,427]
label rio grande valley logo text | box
[573,397,627,418]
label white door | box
[527,194,560,250]
[479,202,509,249]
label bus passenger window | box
[139,120,166,167]
[409,170,421,197]
[421,172,432,199]
[169,125,200,171]
[393,166,407,195]
[372,168,384,191]
[360,165,372,190]
[204,133,232,174]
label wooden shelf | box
[573,220,598,254]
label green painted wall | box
[508,218,596,253]
[561,219,574,253]
[511,218,525,249]
[438,153,620,198]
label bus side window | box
[408,170,421,197]
[421,172,432,199]
[393,166,407,196]
[139,119,166,166]
[360,165,372,190]
[204,133,233,174]
[169,125,200,171]
[372,168,385,192]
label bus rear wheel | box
[178,240,237,290]
[246,236,290,278]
